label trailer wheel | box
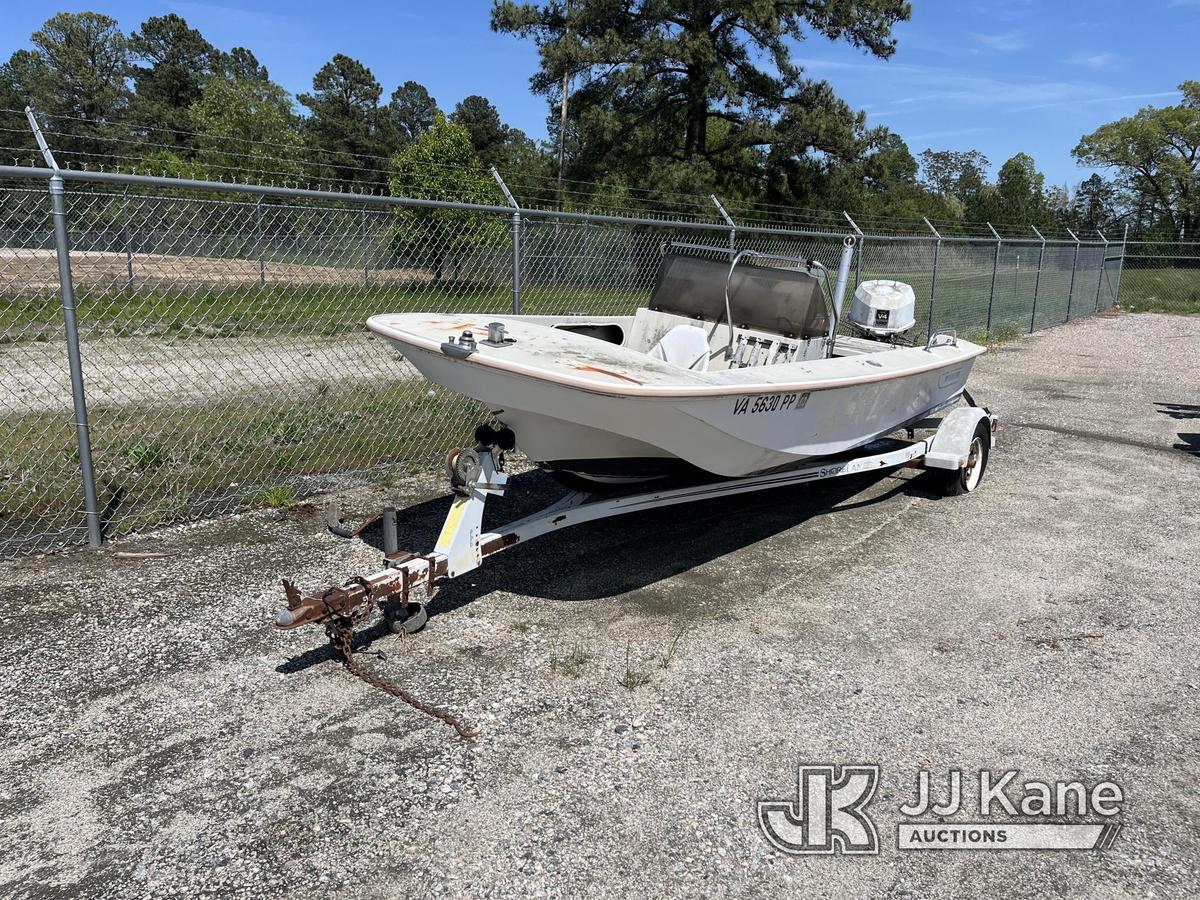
[385,601,428,635]
[942,420,991,496]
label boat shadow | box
[369,467,942,610]
[276,467,943,673]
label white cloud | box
[970,31,1028,52]
[906,126,993,143]
[1066,52,1119,70]
[797,58,1180,118]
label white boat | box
[367,240,985,486]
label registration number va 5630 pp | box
[732,392,811,416]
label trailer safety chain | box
[327,621,477,741]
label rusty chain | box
[327,621,477,741]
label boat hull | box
[394,342,977,479]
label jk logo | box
[758,764,880,855]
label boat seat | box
[650,252,829,339]
[647,323,710,371]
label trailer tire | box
[941,419,991,496]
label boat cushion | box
[650,252,829,339]
[647,323,710,371]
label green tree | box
[15,13,132,159]
[128,14,220,147]
[492,0,910,198]
[389,114,500,281]
[968,152,1051,229]
[190,73,303,182]
[0,51,46,161]
[849,132,960,225]
[218,47,270,83]
[1073,82,1200,241]
[386,80,440,144]
[1072,174,1118,232]
[919,149,989,210]
[451,94,508,162]
[299,54,386,186]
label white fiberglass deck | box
[366,313,984,399]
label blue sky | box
[2,0,1195,187]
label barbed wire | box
[0,107,1132,240]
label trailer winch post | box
[382,507,398,556]
[832,235,856,324]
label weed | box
[123,442,168,472]
[659,627,687,670]
[256,483,297,509]
[986,323,1024,346]
[550,642,590,678]
[619,643,652,690]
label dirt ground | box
[2,311,1199,899]
[0,248,432,291]
[0,332,414,414]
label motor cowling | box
[849,280,916,338]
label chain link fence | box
[1118,241,1200,315]
[1,165,1124,555]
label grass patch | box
[659,627,686,670]
[255,483,297,509]
[1116,267,1200,315]
[550,642,591,678]
[0,379,480,549]
[120,442,168,472]
[618,643,652,690]
[0,281,647,341]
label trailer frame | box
[275,405,997,637]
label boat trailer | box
[276,404,997,738]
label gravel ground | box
[2,311,1198,898]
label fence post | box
[26,107,102,548]
[1029,226,1046,333]
[985,222,1001,337]
[844,212,864,288]
[1111,223,1129,310]
[256,197,265,287]
[490,167,522,314]
[711,194,736,261]
[122,187,133,288]
[1093,229,1108,311]
[922,217,942,335]
[1064,228,1081,321]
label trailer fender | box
[924,407,995,471]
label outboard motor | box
[849,280,916,339]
